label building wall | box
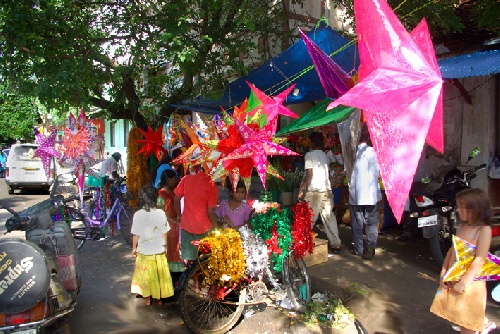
[103,119,132,173]
[417,74,498,193]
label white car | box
[5,143,59,194]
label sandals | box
[143,296,152,305]
[331,246,342,254]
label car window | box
[11,146,41,162]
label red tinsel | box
[265,224,282,255]
[105,183,110,209]
[291,202,315,260]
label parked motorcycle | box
[403,148,486,267]
[0,198,80,333]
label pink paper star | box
[327,0,444,222]
[220,117,299,188]
[246,81,299,122]
[33,128,61,181]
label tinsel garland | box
[250,207,292,272]
[199,228,246,287]
[239,226,269,280]
[126,127,150,208]
[51,206,70,225]
[291,202,315,260]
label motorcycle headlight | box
[442,206,453,212]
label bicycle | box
[177,225,312,334]
[51,173,134,249]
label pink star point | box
[327,0,444,222]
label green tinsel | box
[250,207,292,272]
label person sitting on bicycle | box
[100,152,121,179]
[216,178,253,231]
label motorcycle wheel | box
[428,216,453,267]
[119,206,134,246]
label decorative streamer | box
[251,207,292,272]
[291,202,315,260]
[199,228,246,286]
[127,127,150,208]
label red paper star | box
[136,125,166,161]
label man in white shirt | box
[100,152,121,179]
[298,132,341,253]
[349,128,381,260]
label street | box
[1,179,499,334]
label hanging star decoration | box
[136,125,166,161]
[208,116,258,193]
[246,81,299,125]
[219,117,299,188]
[327,0,444,223]
[171,121,212,170]
[299,28,354,99]
[163,116,182,157]
[33,128,61,181]
[61,113,90,160]
[60,110,99,201]
[443,235,500,282]
[233,98,249,123]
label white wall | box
[103,119,132,173]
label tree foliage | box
[0,84,40,143]
[1,0,498,129]
[333,0,499,39]
[0,0,306,128]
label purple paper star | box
[33,128,61,181]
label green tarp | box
[275,98,355,136]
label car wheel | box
[8,186,15,195]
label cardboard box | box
[303,238,328,267]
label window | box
[110,122,115,147]
[124,121,130,146]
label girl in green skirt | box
[131,185,174,305]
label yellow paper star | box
[443,235,500,282]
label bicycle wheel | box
[282,250,311,313]
[118,205,134,246]
[71,227,87,250]
[179,255,246,334]
[65,206,87,250]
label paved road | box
[1,179,499,333]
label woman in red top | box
[157,168,184,272]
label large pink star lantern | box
[220,117,299,188]
[327,0,444,222]
[246,81,299,125]
[33,128,61,181]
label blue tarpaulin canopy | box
[171,21,498,115]
[170,23,359,114]
[437,49,500,79]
